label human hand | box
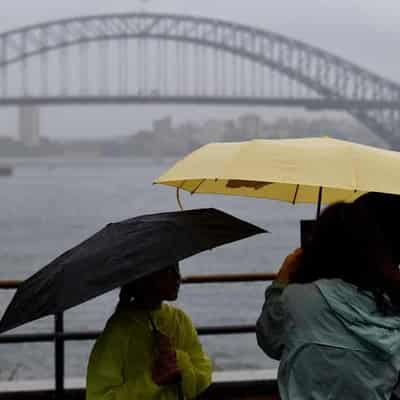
[276,248,304,282]
[152,363,181,386]
[152,333,181,386]
[152,351,181,386]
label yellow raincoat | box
[86,303,212,400]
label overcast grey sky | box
[1,0,400,139]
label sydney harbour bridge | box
[1,13,400,147]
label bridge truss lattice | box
[1,13,400,146]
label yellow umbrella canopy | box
[155,137,400,209]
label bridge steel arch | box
[1,13,400,147]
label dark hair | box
[353,192,400,265]
[291,197,395,311]
[116,281,137,311]
[116,263,180,311]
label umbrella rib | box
[292,184,300,205]
[191,179,206,195]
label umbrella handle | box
[148,314,157,333]
[176,188,184,211]
[316,187,323,218]
[149,313,185,400]
[176,380,185,400]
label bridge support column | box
[18,105,40,147]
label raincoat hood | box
[316,279,400,358]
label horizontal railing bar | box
[0,281,21,289]
[0,333,54,343]
[0,273,276,290]
[0,325,256,343]
[197,325,255,335]
[182,273,275,283]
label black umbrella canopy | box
[0,208,266,334]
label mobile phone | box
[300,220,315,248]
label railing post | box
[54,312,65,399]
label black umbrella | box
[0,208,266,334]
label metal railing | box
[0,273,276,398]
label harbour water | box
[0,157,315,381]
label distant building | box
[199,119,227,143]
[19,106,40,147]
[175,122,199,140]
[237,114,263,137]
[153,116,173,136]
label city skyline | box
[0,112,386,159]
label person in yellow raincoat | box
[86,263,212,400]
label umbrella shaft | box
[177,381,185,400]
[316,187,323,218]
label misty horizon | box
[0,0,399,141]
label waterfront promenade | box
[0,369,279,400]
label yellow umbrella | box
[154,137,400,216]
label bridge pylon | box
[18,106,40,147]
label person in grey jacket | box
[256,193,400,400]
